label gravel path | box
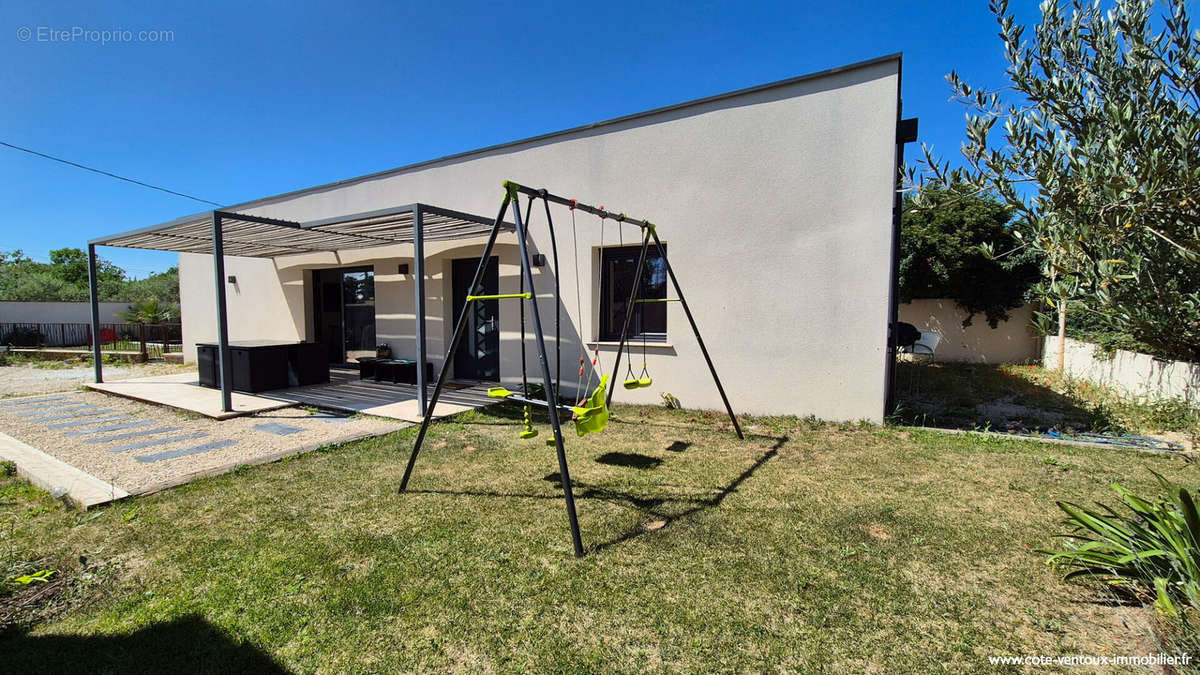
[0,362,194,397]
[0,390,407,494]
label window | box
[598,244,667,342]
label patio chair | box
[896,330,941,400]
[910,331,941,363]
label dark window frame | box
[597,244,667,342]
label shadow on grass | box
[594,452,663,469]
[0,614,288,673]
[892,361,1116,433]
[408,434,787,554]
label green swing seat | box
[571,375,610,436]
[488,376,610,440]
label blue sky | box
[0,0,1044,277]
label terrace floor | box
[86,368,497,423]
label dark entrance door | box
[451,256,500,381]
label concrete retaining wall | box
[0,301,130,324]
[1043,336,1200,402]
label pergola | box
[88,203,513,415]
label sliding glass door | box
[341,269,375,363]
[313,267,375,364]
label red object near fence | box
[86,328,118,346]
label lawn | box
[0,403,1193,671]
[893,361,1200,447]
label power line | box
[0,140,222,207]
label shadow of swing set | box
[400,181,743,558]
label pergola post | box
[212,212,233,413]
[87,244,103,383]
[413,204,427,415]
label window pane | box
[599,245,666,341]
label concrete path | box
[0,431,129,510]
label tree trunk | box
[1056,300,1066,372]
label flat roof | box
[91,203,509,258]
[105,53,902,243]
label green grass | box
[0,404,1193,671]
[893,362,1200,444]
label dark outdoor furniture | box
[357,356,380,380]
[197,341,329,393]
[372,359,434,385]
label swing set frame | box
[399,180,742,557]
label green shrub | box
[1043,472,1200,615]
[1,327,43,347]
[1,460,15,476]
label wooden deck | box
[261,369,496,422]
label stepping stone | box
[0,395,68,407]
[136,439,236,463]
[46,415,130,429]
[109,432,208,453]
[66,420,154,437]
[85,427,181,444]
[27,407,109,423]
[311,414,353,424]
[253,422,305,436]
[4,401,80,412]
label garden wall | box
[898,299,1041,364]
[1043,336,1200,403]
[0,301,129,324]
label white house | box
[90,54,911,422]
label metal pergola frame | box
[88,203,513,415]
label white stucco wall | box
[0,301,130,324]
[176,57,901,421]
[1043,337,1200,403]
[898,299,1041,364]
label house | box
[90,54,910,422]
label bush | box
[1043,472,1200,615]
[0,327,43,347]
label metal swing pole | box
[510,185,585,558]
[540,194,562,395]
[650,229,743,439]
[606,230,652,407]
[399,196,510,492]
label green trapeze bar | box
[467,292,531,301]
[634,298,681,304]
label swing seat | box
[622,377,640,390]
[519,428,538,439]
[636,376,653,388]
[487,387,515,399]
[545,435,557,447]
[571,375,610,437]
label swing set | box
[399,181,742,557]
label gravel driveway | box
[0,362,194,397]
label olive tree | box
[912,0,1200,362]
